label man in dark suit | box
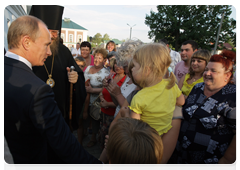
[4,15,101,164]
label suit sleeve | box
[29,84,101,164]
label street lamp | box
[127,23,136,40]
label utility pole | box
[127,23,136,39]
[214,12,225,54]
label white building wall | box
[4,5,27,51]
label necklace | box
[44,55,55,88]
[192,76,200,82]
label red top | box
[83,55,94,72]
[101,74,126,116]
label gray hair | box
[107,51,118,59]
[116,39,143,67]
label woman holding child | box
[100,42,185,164]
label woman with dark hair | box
[80,41,94,72]
[106,40,116,52]
[169,50,236,164]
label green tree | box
[92,33,103,45]
[102,34,110,41]
[145,5,236,51]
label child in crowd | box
[75,56,86,71]
[129,43,185,136]
[106,117,163,164]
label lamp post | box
[127,23,136,40]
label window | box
[69,34,73,43]
[61,33,65,42]
[7,19,11,28]
[78,35,82,43]
[12,15,16,21]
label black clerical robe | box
[33,43,86,131]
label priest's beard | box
[50,36,59,56]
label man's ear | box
[21,35,31,50]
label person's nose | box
[204,70,211,75]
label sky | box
[62,5,236,43]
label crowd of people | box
[4,5,236,164]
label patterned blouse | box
[170,82,236,164]
[84,66,110,106]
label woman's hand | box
[100,96,109,109]
[85,84,93,93]
[102,77,109,88]
[217,156,234,170]
[106,80,121,97]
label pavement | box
[72,130,102,159]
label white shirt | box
[114,76,137,118]
[5,51,32,70]
[169,49,181,72]
[71,48,81,59]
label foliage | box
[102,34,110,41]
[145,5,236,51]
[92,33,103,45]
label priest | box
[30,6,86,133]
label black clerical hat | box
[29,5,64,36]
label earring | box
[225,80,227,82]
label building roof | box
[104,39,122,45]
[62,18,87,30]
[111,39,122,45]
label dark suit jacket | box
[4,56,101,164]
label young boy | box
[106,117,163,164]
[75,56,86,71]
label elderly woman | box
[80,41,94,72]
[83,48,110,147]
[178,50,211,98]
[169,50,236,164]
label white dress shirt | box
[5,51,32,70]
[71,48,81,59]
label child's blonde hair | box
[107,117,163,164]
[133,43,176,89]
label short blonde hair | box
[133,43,176,89]
[107,117,163,164]
[7,15,44,49]
[93,48,108,59]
